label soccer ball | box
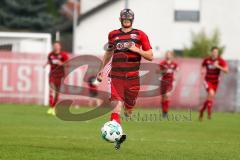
[101,121,123,143]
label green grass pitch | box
[0,104,240,160]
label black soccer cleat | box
[162,112,168,119]
[115,134,127,150]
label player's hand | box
[57,61,64,65]
[213,61,220,68]
[43,63,48,68]
[96,71,103,82]
[128,45,141,53]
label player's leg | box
[199,98,208,121]
[160,81,172,118]
[110,101,124,124]
[123,78,140,119]
[109,78,126,150]
[48,77,54,107]
[49,87,55,108]
[114,78,139,150]
[109,78,125,124]
[113,100,127,150]
[48,88,58,115]
[52,79,62,115]
[48,78,61,115]
[53,90,59,106]
[199,81,215,120]
[47,78,56,115]
[123,102,134,120]
[161,94,170,118]
[207,89,215,120]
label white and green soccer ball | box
[101,121,123,143]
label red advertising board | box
[0,52,238,112]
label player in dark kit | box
[199,47,228,121]
[44,42,69,115]
[97,9,153,149]
[159,51,178,118]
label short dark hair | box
[211,46,219,51]
[53,41,61,45]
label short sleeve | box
[62,52,69,62]
[108,32,114,45]
[47,53,51,64]
[107,32,115,51]
[202,59,207,67]
[174,63,179,71]
[140,31,152,51]
[159,61,165,70]
[219,58,227,68]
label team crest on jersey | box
[130,34,137,39]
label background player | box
[199,47,228,121]
[97,9,153,149]
[158,51,178,118]
[44,42,69,115]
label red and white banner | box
[0,52,47,104]
[0,52,238,112]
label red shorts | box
[204,81,219,92]
[109,77,140,109]
[49,76,63,91]
[160,80,173,95]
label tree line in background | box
[182,29,224,58]
[0,0,66,31]
[0,0,224,56]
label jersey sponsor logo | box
[51,59,61,64]
[116,41,135,51]
[207,64,217,69]
[166,68,174,73]
[130,34,137,39]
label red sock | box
[49,95,54,108]
[199,100,208,118]
[162,100,169,113]
[53,92,59,107]
[207,100,213,118]
[200,100,213,118]
[110,113,121,124]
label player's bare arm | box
[43,62,49,68]
[156,66,166,74]
[97,50,113,81]
[201,66,206,77]
[128,45,153,61]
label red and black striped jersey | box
[48,51,69,77]
[202,56,227,82]
[108,29,152,78]
[159,60,178,82]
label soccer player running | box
[44,42,69,115]
[159,51,178,118]
[199,47,228,121]
[97,9,153,149]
